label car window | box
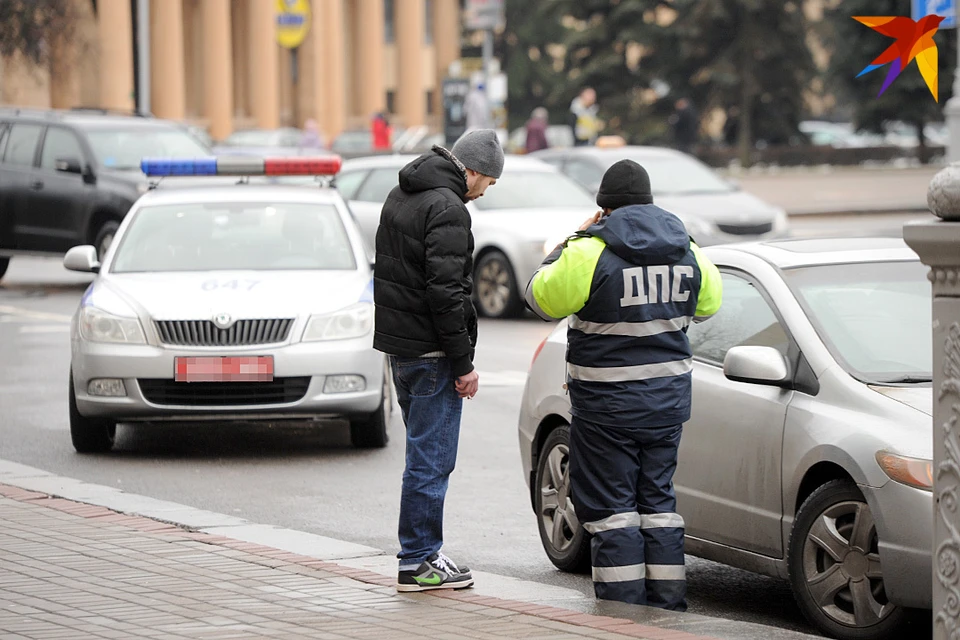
[472,169,596,211]
[86,127,211,169]
[564,158,605,190]
[687,272,790,364]
[40,127,84,171]
[0,124,9,159]
[335,170,369,201]
[111,202,357,273]
[3,124,43,167]
[616,152,736,196]
[354,168,399,203]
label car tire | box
[349,366,391,449]
[68,373,117,454]
[474,250,523,319]
[788,479,907,640]
[535,425,590,573]
[0,257,9,282]
[93,219,120,262]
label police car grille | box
[716,222,774,236]
[155,319,294,346]
[138,377,310,406]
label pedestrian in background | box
[669,98,699,155]
[299,118,325,150]
[464,82,492,131]
[525,107,550,153]
[523,159,722,611]
[568,87,601,146]
[372,112,392,151]
[373,130,504,592]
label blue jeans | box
[390,356,463,570]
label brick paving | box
[0,484,719,640]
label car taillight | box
[530,335,549,371]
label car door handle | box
[30,180,44,191]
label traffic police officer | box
[524,159,722,610]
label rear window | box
[111,202,357,273]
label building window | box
[425,0,434,44]
[386,91,396,114]
[426,90,435,115]
[384,0,395,43]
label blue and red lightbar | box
[140,155,342,177]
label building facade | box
[0,0,462,142]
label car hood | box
[90,271,371,320]
[470,206,593,241]
[656,190,779,224]
[868,385,933,416]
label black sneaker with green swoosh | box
[396,552,474,592]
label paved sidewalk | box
[1,484,727,640]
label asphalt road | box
[0,212,935,638]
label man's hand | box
[455,370,479,400]
[579,210,603,232]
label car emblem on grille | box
[213,313,233,329]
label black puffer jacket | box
[373,146,478,377]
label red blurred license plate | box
[175,356,274,382]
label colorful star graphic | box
[854,14,945,102]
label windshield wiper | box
[873,375,933,385]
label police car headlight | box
[303,303,373,341]
[79,307,146,344]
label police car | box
[64,155,391,453]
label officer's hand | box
[579,210,603,231]
[455,370,479,400]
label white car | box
[336,154,600,319]
[64,156,391,453]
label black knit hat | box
[596,159,653,210]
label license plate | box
[175,356,274,382]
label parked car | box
[212,127,316,157]
[529,145,789,246]
[336,153,600,319]
[519,237,932,640]
[64,156,390,453]
[0,107,215,281]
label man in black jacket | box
[374,129,504,592]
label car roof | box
[135,184,345,207]
[707,237,921,269]
[532,145,690,161]
[341,153,558,172]
[0,107,182,130]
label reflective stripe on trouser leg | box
[585,515,646,605]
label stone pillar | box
[201,0,234,141]
[432,0,460,115]
[315,0,347,140]
[248,0,280,129]
[355,0,386,118]
[904,164,960,640]
[395,0,426,127]
[97,0,135,111]
[150,0,186,120]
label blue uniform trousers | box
[568,417,687,611]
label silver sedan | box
[65,183,391,453]
[518,237,932,640]
[337,154,600,319]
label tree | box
[824,0,956,163]
[0,0,78,65]
[660,0,815,165]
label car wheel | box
[68,373,116,454]
[94,220,120,261]
[349,365,391,449]
[474,250,522,319]
[0,257,9,281]
[788,480,906,640]
[535,425,590,573]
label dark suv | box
[0,107,213,281]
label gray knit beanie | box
[451,129,504,179]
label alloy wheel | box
[539,442,580,553]
[477,259,512,316]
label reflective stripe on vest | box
[568,358,693,383]
[569,315,692,338]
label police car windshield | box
[471,170,595,211]
[782,260,931,384]
[87,128,212,170]
[110,203,357,273]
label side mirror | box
[63,245,101,273]
[723,346,790,387]
[55,156,83,175]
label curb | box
[0,481,720,640]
